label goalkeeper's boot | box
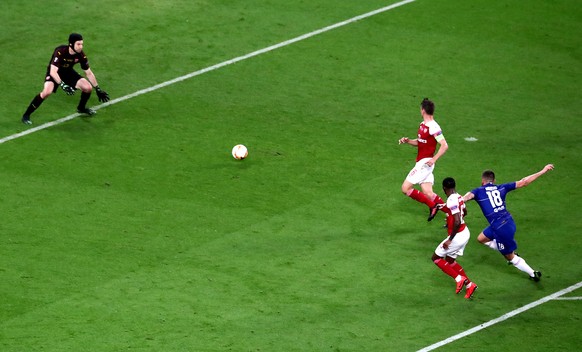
[77,107,96,116]
[22,115,32,125]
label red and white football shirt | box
[416,120,443,162]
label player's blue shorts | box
[483,218,517,255]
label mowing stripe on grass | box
[417,280,582,352]
[1,0,416,145]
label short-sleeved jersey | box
[416,120,443,161]
[470,182,517,228]
[444,192,466,236]
[47,45,89,72]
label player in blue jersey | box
[463,164,554,281]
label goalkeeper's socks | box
[23,94,45,116]
[78,91,91,110]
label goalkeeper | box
[22,33,110,125]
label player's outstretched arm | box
[516,164,554,188]
[49,65,65,88]
[463,192,475,202]
[84,68,99,88]
[95,86,110,102]
[84,68,110,102]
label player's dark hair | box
[442,177,456,190]
[68,33,83,46]
[482,170,495,182]
[421,98,435,115]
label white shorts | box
[405,158,434,185]
[434,227,470,259]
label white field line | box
[417,281,582,352]
[1,0,416,145]
[553,296,582,300]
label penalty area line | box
[417,280,582,352]
[0,0,416,145]
[553,296,582,301]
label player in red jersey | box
[21,33,110,125]
[399,98,448,221]
[432,177,477,299]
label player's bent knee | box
[477,233,490,244]
[77,79,93,92]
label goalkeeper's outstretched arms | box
[84,68,110,102]
[95,86,110,102]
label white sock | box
[510,255,535,277]
[484,240,497,250]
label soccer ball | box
[231,144,248,160]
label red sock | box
[434,258,459,279]
[450,262,468,279]
[432,194,444,205]
[407,189,435,208]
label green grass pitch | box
[1,0,581,351]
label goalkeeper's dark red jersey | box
[47,45,89,72]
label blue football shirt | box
[471,182,517,227]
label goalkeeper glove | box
[60,82,75,95]
[95,86,110,102]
